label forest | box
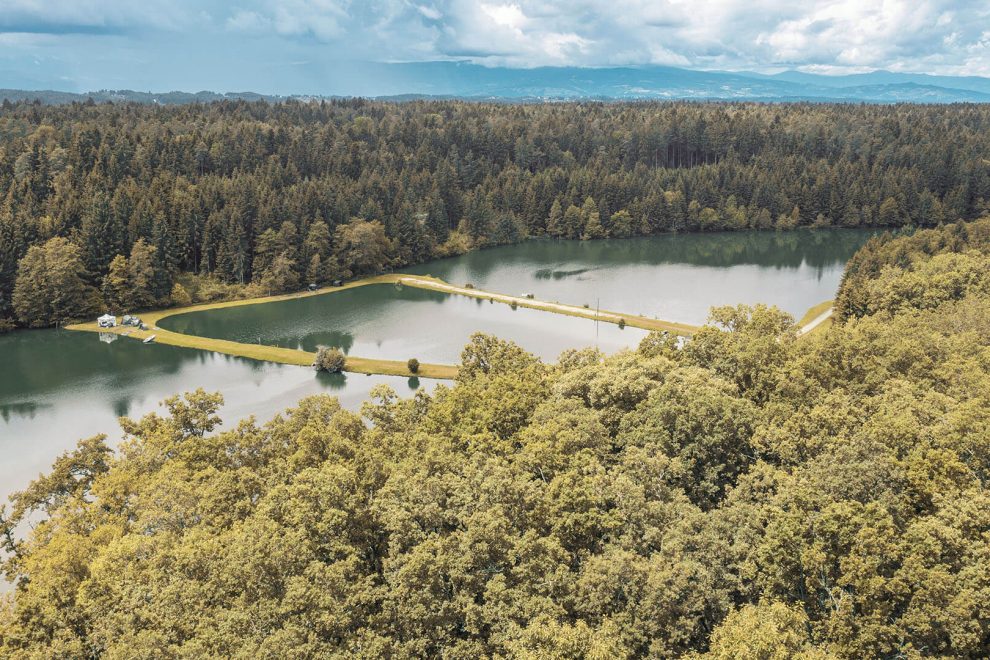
[3,99,990,327]
[2,218,989,657]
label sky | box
[2,0,990,93]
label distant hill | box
[0,89,285,105]
[5,63,990,104]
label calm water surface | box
[162,284,646,364]
[0,330,429,498]
[406,229,874,325]
[1,229,874,501]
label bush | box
[314,347,346,373]
[170,283,192,307]
[465,283,475,289]
[407,358,420,374]
[510,301,518,310]
[618,318,626,328]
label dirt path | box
[797,307,833,337]
[397,276,699,336]
[65,272,699,378]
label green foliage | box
[101,254,131,312]
[407,358,420,374]
[1,100,989,328]
[169,282,192,307]
[5,114,990,656]
[127,238,157,310]
[314,346,346,373]
[12,237,98,327]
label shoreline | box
[65,274,827,377]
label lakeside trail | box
[795,300,835,338]
[395,276,700,335]
[65,275,828,378]
[796,307,834,337]
[66,274,460,379]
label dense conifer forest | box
[2,100,990,327]
[2,219,989,657]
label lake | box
[0,330,429,500]
[0,229,874,500]
[404,229,874,325]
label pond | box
[160,283,647,364]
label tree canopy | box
[3,99,990,326]
[3,219,990,657]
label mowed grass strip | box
[397,276,699,336]
[66,270,698,378]
[795,299,834,339]
[66,319,459,379]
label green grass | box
[795,300,835,339]
[66,271,701,379]
[396,275,700,336]
[797,299,834,327]
[67,273,458,379]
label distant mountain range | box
[5,62,990,104]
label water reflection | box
[315,370,348,390]
[161,283,646,364]
[534,267,599,280]
[0,328,437,500]
[0,401,51,422]
[1,230,875,502]
[406,229,877,325]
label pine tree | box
[152,213,179,299]
[461,192,493,243]
[81,189,124,278]
[128,238,158,309]
[563,204,583,239]
[546,199,563,237]
[581,197,605,239]
[102,254,131,312]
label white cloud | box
[0,0,199,33]
[4,0,990,76]
[225,10,269,33]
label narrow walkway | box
[65,273,701,378]
[398,276,700,335]
[797,307,833,337]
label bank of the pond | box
[67,275,453,379]
[68,273,698,377]
[796,300,835,337]
[395,276,698,335]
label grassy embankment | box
[396,276,700,335]
[796,300,834,337]
[66,273,701,379]
[67,275,457,379]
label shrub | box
[407,358,420,374]
[618,318,626,328]
[510,301,518,310]
[170,283,192,307]
[465,283,475,289]
[314,347,345,373]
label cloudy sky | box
[2,0,990,93]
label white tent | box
[98,314,117,328]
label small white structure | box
[97,314,117,328]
